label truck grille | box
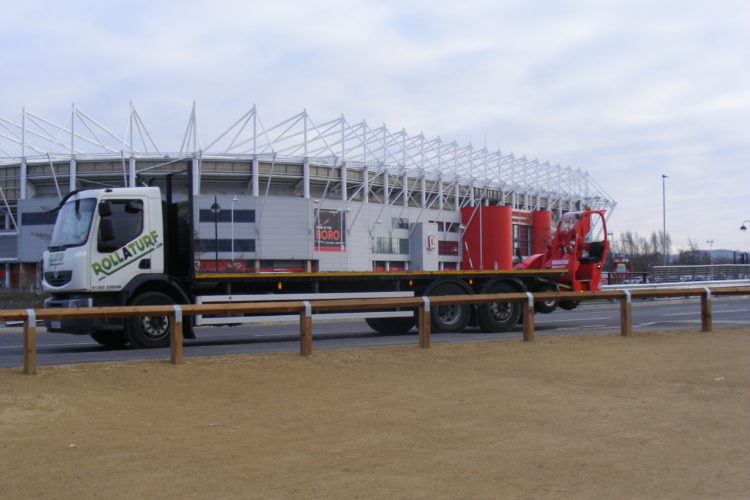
[44,271,72,286]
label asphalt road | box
[1,296,748,369]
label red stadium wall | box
[531,210,553,255]
[460,206,513,270]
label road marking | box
[543,324,610,331]
[0,341,94,350]
[537,317,609,323]
[650,319,747,325]
[662,309,748,317]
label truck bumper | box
[44,294,125,334]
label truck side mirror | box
[99,201,112,217]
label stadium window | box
[21,211,58,225]
[199,209,255,223]
[195,239,256,252]
[438,240,458,256]
[512,224,530,256]
[391,217,409,230]
[371,237,410,254]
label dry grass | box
[2,328,749,499]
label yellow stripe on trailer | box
[195,269,565,280]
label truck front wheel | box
[126,291,174,348]
[90,331,129,348]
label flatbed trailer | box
[193,269,566,292]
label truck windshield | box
[49,198,97,249]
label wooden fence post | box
[701,287,712,332]
[620,290,632,337]
[24,309,36,375]
[418,297,431,348]
[300,301,312,356]
[522,293,535,341]
[170,305,184,364]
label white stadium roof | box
[0,104,615,211]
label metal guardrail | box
[602,272,651,285]
[3,286,749,375]
[604,279,750,291]
[652,264,750,282]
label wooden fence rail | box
[2,286,748,375]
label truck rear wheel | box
[90,331,129,348]
[428,282,471,333]
[365,317,415,334]
[478,282,521,332]
[126,291,173,348]
[534,285,558,314]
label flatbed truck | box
[41,173,608,348]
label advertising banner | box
[314,209,346,252]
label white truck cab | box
[42,187,173,347]
[43,187,165,293]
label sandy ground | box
[1,328,749,499]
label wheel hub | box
[489,302,512,321]
[438,305,460,325]
[140,315,170,339]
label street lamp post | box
[336,207,352,271]
[210,196,221,272]
[741,221,750,267]
[369,219,382,271]
[662,174,668,266]
[706,239,714,279]
[230,195,238,268]
[313,200,320,251]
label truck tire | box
[478,282,521,332]
[427,281,471,333]
[559,300,580,311]
[534,285,558,314]
[126,291,174,348]
[90,331,129,348]
[365,317,415,334]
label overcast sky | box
[2,0,748,252]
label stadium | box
[0,104,616,288]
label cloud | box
[1,0,749,249]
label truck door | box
[90,198,164,291]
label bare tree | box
[609,230,672,272]
[675,238,709,265]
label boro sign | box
[314,208,346,252]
